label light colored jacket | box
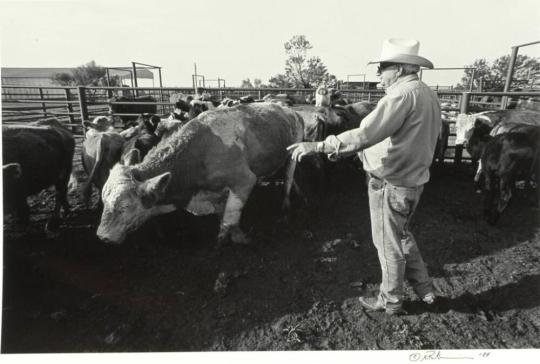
[322,74,441,187]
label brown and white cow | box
[81,116,124,206]
[2,118,75,233]
[96,103,304,245]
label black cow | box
[120,113,161,164]
[2,118,75,232]
[293,101,375,142]
[455,110,540,188]
[289,102,375,207]
[108,95,157,128]
[481,125,540,224]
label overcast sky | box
[0,0,539,88]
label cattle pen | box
[2,84,539,164]
[2,84,540,353]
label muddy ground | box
[2,154,540,353]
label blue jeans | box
[367,176,432,310]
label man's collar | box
[386,74,419,94]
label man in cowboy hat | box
[287,38,441,315]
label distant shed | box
[1,67,154,87]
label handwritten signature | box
[409,350,491,361]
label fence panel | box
[3,85,539,162]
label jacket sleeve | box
[322,93,412,158]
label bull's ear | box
[82,120,93,129]
[3,163,22,179]
[124,149,141,166]
[150,115,161,127]
[139,172,171,208]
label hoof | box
[230,226,251,245]
[216,230,231,248]
[46,216,61,231]
[45,220,61,239]
[217,224,250,247]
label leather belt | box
[368,173,383,181]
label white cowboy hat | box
[368,38,434,69]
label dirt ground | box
[2,153,540,353]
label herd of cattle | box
[3,87,540,244]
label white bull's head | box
[454,112,490,146]
[96,153,176,244]
[315,85,331,107]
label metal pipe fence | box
[2,85,539,164]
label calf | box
[96,103,304,245]
[2,118,75,232]
[81,117,124,206]
[481,125,540,225]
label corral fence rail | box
[2,85,539,163]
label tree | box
[253,78,264,88]
[240,78,254,88]
[51,60,122,87]
[268,74,294,88]
[52,72,75,86]
[457,54,540,91]
[269,35,337,88]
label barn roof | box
[1,67,154,79]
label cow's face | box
[455,114,479,145]
[97,165,175,244]
[138,113,161,134]
[189,100,211,118]
[83,116,115,135]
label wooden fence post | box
[39,87,48,118]
[77,86,89,123]
[454,92,470,165]
[64,88,75,130]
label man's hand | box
[287,142,318,162]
